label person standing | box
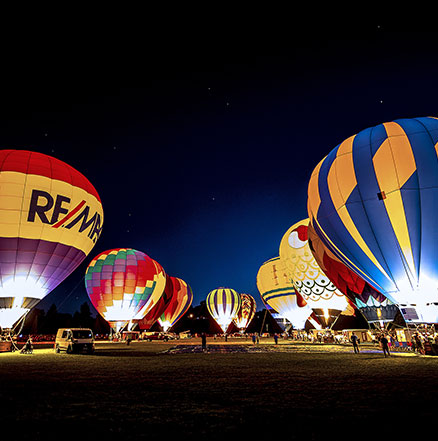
[350,332,360,354]
[274,333,278,345]
[416,333,425,355]
[201,332,207,352]
[380,334,390,357]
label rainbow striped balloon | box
[85,248,166,331]
[0,150,103,329]
[206,287,241,332]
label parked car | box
[55,328,95,354]
[142,332,175,342]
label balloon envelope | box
[234,293,256,330]
[158,277,193,332]
[307,223,399,323]
[279,219,350,328]
[256,256,313,329]
[85,248,166,331]
[308,117,438,323]
[206,288,241,332]
[0,150,103,329]
[136,273,175,330]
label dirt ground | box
[0,338,436,440]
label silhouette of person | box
[201,333,207,352]
[380,335,390,357]
[350,333,360,354]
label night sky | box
[2,28,438,314]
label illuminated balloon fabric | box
[279,219,349,327]
[158,277,193,332]
[206,288,241,332]
[137,274,175,330]
[256,257,313,329]
[0,150,103,329]
[234,293,256,330]
[307,116,438,323]
[307,224,399,323]
[85,248,166,331]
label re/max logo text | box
[27,189,103,242]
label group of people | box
[350,332,395,357]
[289,331,349,344]
[199,332,282,351]
[411,332,428,354]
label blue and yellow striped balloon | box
[308,116,438,323]
[206,287,241,332]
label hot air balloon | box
[158,277,193,332]
[279,219,350,328]
[85,248,166,332]
[307,223,399,324]
[308,116,438,323]
[206,287,241,333]
[0,150,103,330]
[234,293,256,331]
[135,274,175,331]
[256,256,315,329]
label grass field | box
[1,339,437,440]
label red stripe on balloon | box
[52,200,86,228]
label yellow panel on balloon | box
[279,218,348,312]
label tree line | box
[19,302,111,335]
[17,300,284,336]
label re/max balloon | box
[308,117,438,323]
[158,277,193,332]
[85,248,166,332]
[206,287,241,333]
[0,150,103,330]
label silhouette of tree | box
[73,302,94,328]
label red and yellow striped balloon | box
[158,277,193,332]
[234,293,256,330]
[136,274,176,331]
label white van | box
[55,328,95,354]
